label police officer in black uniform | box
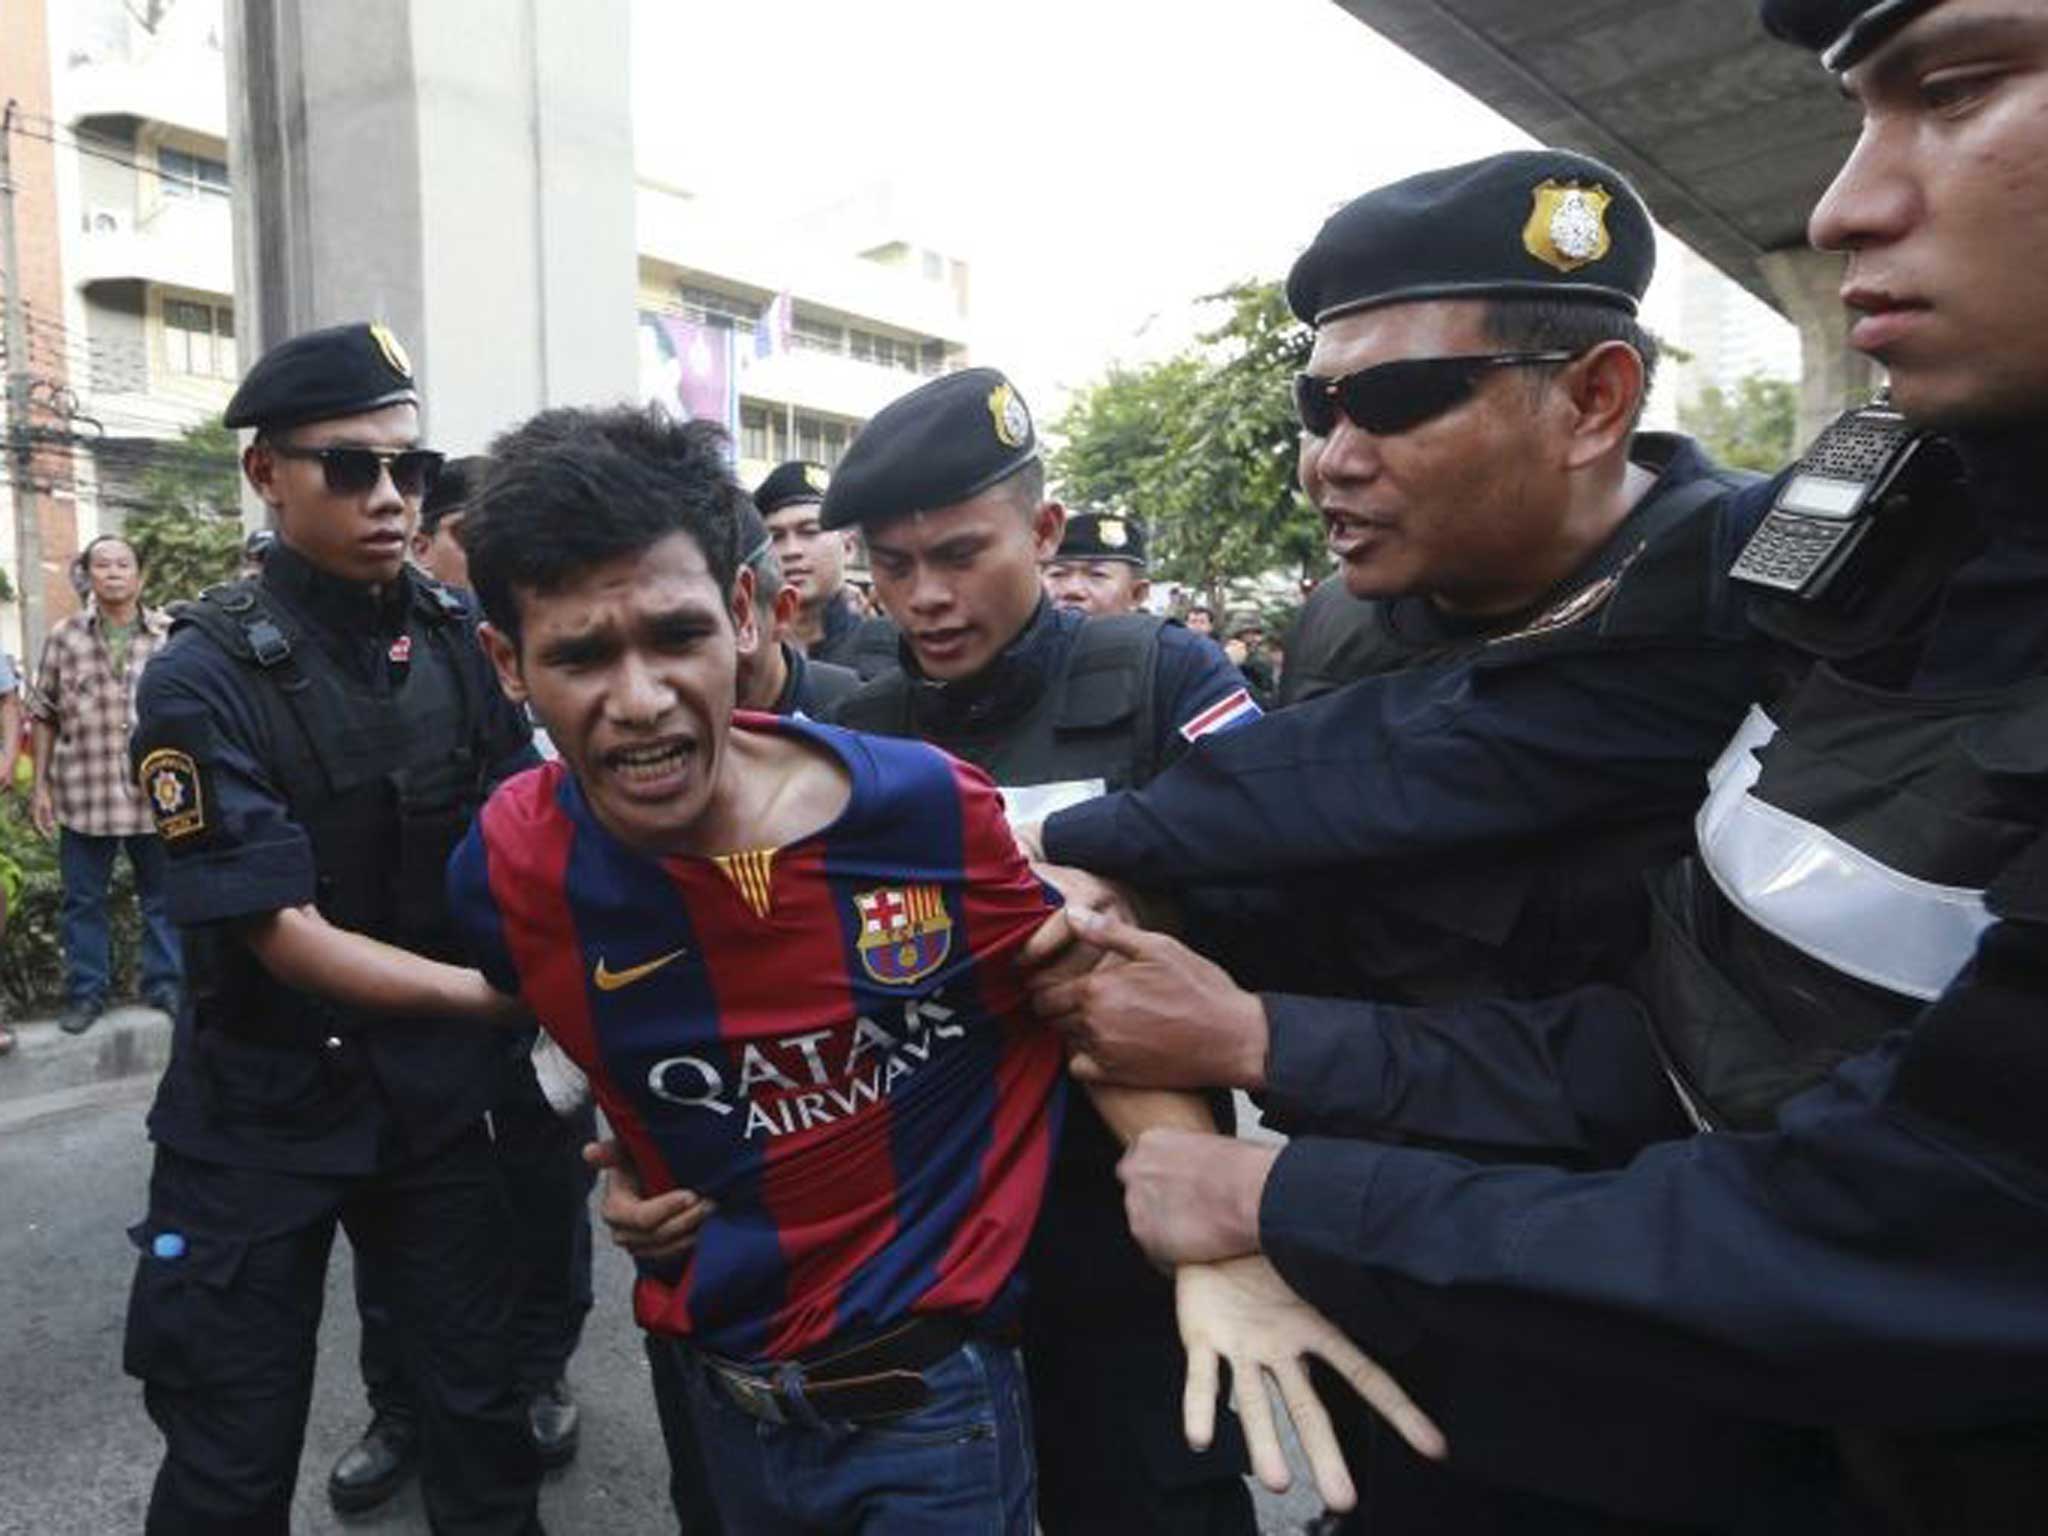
[331,450,595,1513]
[1027,154,1815,1530]
[820,366,1262,1534]
[1042,149,1764,1015]
[123,322,544,1536]
[753,459,899,679]
[1043,509,1153,617]
[1097,5,2048,1527]
[735,492,862,718]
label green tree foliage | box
[1679,373,1797,474]
[1049,282,1320,601]
[124,418,245,604]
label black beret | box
[1758,0,1942,68]
[820,367,1038,532]
[1286,150,1655,326]
[223,321,419,432]
[419,455,487,534]
[1056,511,1148,566]
[754,460,831,515]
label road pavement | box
[0,1055,1327,1534]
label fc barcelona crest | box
[854,884,953,986]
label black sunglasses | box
[269,443,445,499]
[1293,351,1579,438]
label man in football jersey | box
[447,406,1438,1532]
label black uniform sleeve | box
[1046,634,1762,883]
[1260,900,2048,1428]
[1259,984,1689,1164]
[131,637,316,925]
[1145,625,1263,774]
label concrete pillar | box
[222,0,636,460]
[1757,247,1881,446]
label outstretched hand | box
[1175,1254,1447,1513]
[583,1137,715,1262]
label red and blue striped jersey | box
[447,713,1066,1361]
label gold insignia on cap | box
[369,322,413,380]
[1097,517,1128,549]
[802,464,829,494]
[988,381,1031,449]
[139,748,206,842]
[1523,181,1613,274]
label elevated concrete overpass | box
[1335,0,1881,436]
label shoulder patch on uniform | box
[138,748,207,842]
[1179,686,1262,743]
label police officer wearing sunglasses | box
[1025,150,1798,1528]
[122,322,547,1535]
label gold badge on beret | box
[139,748,206,842]
[1097,517,1128,549]
[802,463,830,494]
[988,381,1032,450]
[369,322,414,380]
[1523,181,1613,274]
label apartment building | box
[636,180,972,487]
[49,0,237,533]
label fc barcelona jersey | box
[447,713,1066,1361]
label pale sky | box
[630,0,1771,420]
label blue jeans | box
[59,829,182,1007]
[679,1333,1037,1534]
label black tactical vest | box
[833,612,1163,802]
[1642,594,2048,1133]
[171,574,504,1164]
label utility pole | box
[0,100,45,664]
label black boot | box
[529,1379,581,1470]
[327,1410,421,1513]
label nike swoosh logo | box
[592,948,688,992]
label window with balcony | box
[791,318,844,355]
[741,406,770,462]
[158,147,229,200]
[676,284,758,328]
[164,299,235,380]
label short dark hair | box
[1005,457,1047,512]
[81,533,138,565]
[419,454,486,535]
[1480,297,1660,430]
[467,404,742,646]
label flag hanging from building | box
[638,313,737,439]
[753,290,793,361]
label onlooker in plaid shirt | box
[29,534,182,1033]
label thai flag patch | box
[1178,687,1262,743]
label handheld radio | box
[1730,390,1954,603]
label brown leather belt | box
[702,1314,973,1428]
